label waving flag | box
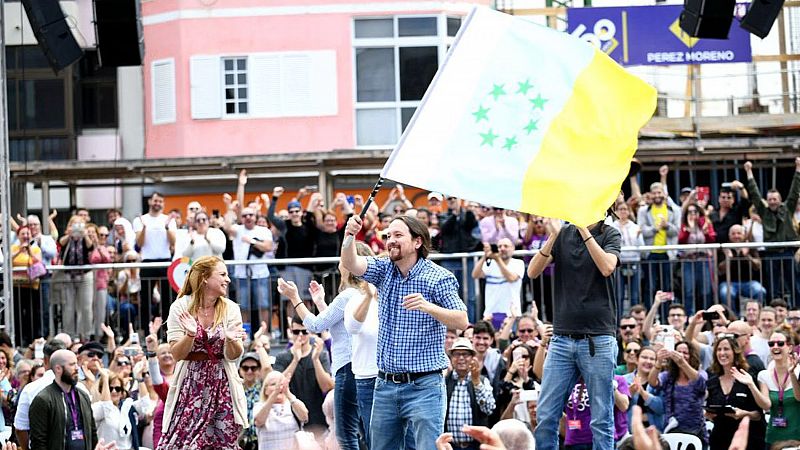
[382,7,657,226]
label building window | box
[353,15,461,147]
[5,46,74,161]
[223,57,248,115]
[79,51,118,129]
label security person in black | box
[30,349,97,450]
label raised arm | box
[527,220,560,279]
[342,216,368,276]
[576,226,618,277]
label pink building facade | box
[142,0,492,158]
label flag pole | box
[342,177,384,249]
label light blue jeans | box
[534,335,618,450]
[371,372,445,450]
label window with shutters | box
[190,52,337,120]
[223,57,248,115]
[151,58,176,124]
[353,15,461,147]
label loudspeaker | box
[94,0,144,66]
[20,0,83,73]
[679,0,736,38]
[741,0,785,38]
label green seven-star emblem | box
[472,105,490,122]
[489,84,506,101]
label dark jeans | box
[140,261,170,331]
[335,363,360,450]
[14,286,41,346]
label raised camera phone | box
[702,311,721,321]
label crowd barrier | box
[1,241,798,346]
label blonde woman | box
[253,371,308,450]
[157,255,247,450]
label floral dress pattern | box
[156,324,241,450]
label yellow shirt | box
[11,243,42,287]
[650,203,668,253]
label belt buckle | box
[389,373,407,383]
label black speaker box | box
[20,0,84,73]
[94,0,144,66]
[741,0,785,38]
[679,0,736,38]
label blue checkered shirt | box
[446,372,496,445]
[361,256,466,373]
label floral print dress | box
[156,324,241,450]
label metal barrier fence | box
[1,241,799,346]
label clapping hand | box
[224,324,246,342]
[178,311,198,337]
[730,367,755,388]
[435,433,454,450]
[277,278,300,302]
[311,338,325,361]
[149,317,163,336]
[309,281,325,305]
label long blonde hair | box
[338,241,374,294]
[178,255,227,327]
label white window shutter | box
[249,54,281,118]
[280,51,337,117]
[190,55,222,119]
[151,58,175,124]
[308,51,337,116]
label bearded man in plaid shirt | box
[342,215,469,450]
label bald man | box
[29,349,97,450]
[472,237,525,329]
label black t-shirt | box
[551,223,621,336]
[284,214,315,258]
[63,389,86,450]
[273,347,331,428]
[745,353,765,382]
[706,374,765,450]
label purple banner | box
[567,5,752,66]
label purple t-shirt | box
[658,370,708,438]
[564,375,630,445]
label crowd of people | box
[0,159,798,449]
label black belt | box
[556,333,612,357]
[378,370,440,384]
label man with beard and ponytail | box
[342,215,469,450]
[527,213,622,450]
[29,349,97,450]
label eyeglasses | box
[620,324,637,330]
[518,328,535,334]
[110,386,124,393]
[716,333,742,340]
[451,352,472,359]
[84,351,103,359]
[768,340,787,347]
[787,316,800,322]
[240,365,260,372]
[291,329,309,336]
[687,209,699,214]
[625,348,641,354]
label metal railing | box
[1,240,798,346]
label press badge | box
[771,416,788,428]
[567,419,582,430]
[71,430,85,441]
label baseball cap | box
[77,341,104,355]
[287,201,302,210]
[240,352,260,366]
[427,192,444,202]
[680,187,692,195]
[448,337,476,356]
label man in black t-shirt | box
[527,217,621,450]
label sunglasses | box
[768,340,787,347]
[518,328,535,334]
[291,329,309,336]
[625,348,641,354]
[99,233,108,237]
[189,207,200,211]
[195,218,208,223]
[620,324,636,330]
[116,360,131,366]
[288,209,301,214]
[110,386,124,393]
[240,365,260,372]
[84,351,103,359]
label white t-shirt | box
[179,228,227,260]
[481,257,525,316]
[232,224,273,279]
[132,213,176,260]
[343,291,379,379]
[757,365,800,391]
[254,400,298,450]
[750,335,771,367]
[92,397,150,450]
